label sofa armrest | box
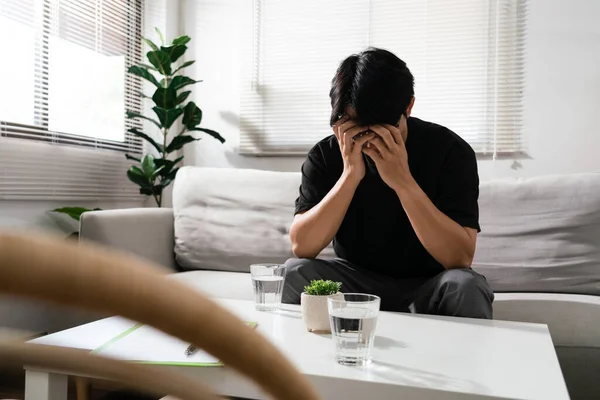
[80,208,176,271]
[494,292,600,348]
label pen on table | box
[185,344,198,357]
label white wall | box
[183,0,600,179]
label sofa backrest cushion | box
[173,166,334,273]
[473,172,600,295]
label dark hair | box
[329,48,414,127]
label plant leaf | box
[175,91,191,105]
[153,106,184,129]
[172,60,195,75]
[169,76,199,91]
[141,155,156,178]
[152,165,165,178]
[165,135,200,153]
[142,37,159,51]
[125,153,141,162]
[52,207,96,222]
[155,27,165,45]
[172,35,191,46]
[127,167,152,188]
[160,45,186,63]
[182,102,202,128]
[147,50,171,76]
[128,65,160,87]
[139,187,154,196]
[188,127,226,143]
[127,128,163,153]
[126,111,162,130]
[138,63,158,72]
[152,87,178,109]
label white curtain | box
[238,0,527,156]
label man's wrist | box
[392,174,419,199]
[340,170,362,189]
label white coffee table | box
[26,298,569,400]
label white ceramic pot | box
[301,292,344,333]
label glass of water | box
[250,264,286,311]
[328,293,380,366]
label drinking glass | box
[328,293,381,366]
[250,264,286,311]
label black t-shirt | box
[295,117,480,279]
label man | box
[282,48,494,319]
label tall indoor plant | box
[125,29,224,207]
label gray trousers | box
[282,258,494,319]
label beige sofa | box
[78,167,600,399]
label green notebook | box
[93,322,257,367]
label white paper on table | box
[94,323,221,366]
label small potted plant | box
[301,280,343,333]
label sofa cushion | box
[473,172,600,295]
[173,166,335,272]
[170,270,254,301]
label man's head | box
[329,48,415,127]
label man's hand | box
[361,118,413,191]
[333,117,374,185]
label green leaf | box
[172,35,191,46]
[172,60,195,75]
[52,207,99,222]
[165,135,200,153]
[125,153,141,162]
[304,280,342,296]
[155,27,165,45]
[126,111,162,130]
[169,76,199,91]
[147,50,171,76]
[152,87,178,109]
[188,127,226,143]
[127,128,163,153]
[142,37,159,51]
[153,106,184,129]
[182,102,202,128]
[154,156,184,174]
[152,165,165,178]
[140,187,154,196]
[128,65,160,87]
[141,155,156,178]
[138,63,158,72]
[175,91,191,105]
[127,167,152,188]
[160,45,186,63]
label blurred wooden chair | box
[0,233,321,400]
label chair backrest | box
[0,232,321,400]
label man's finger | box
[342,126,364,151]
[368,125,397,150]
[332,116,349,131]
[362,145,383,163]
[367,137,388,157]
[382,123,403,145]
[338,119,356,136]
[352,132,375,153]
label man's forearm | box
[290,174,359,258]
[395,178,475,269]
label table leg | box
[75,377,90,400]
[25,370,68,400]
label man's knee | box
[438,269,494,319]
[282,258,322,304]
[283,257,321,278]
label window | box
[0,0,145,200]
[239,0,527,156]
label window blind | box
[0,0,146,200]
[239,0,527,156]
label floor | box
[0,368,156,400]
